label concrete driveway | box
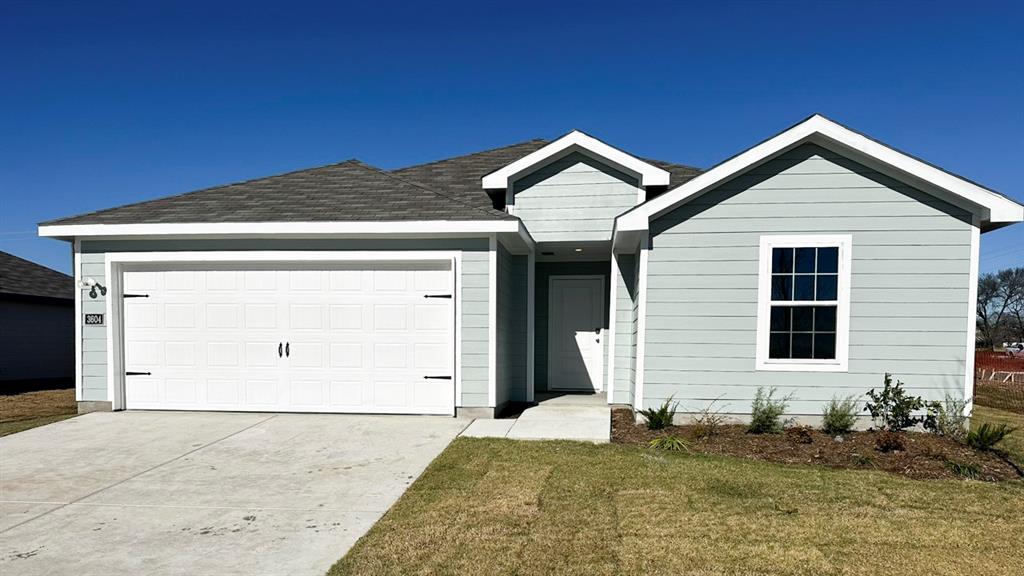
[0,411,465,576]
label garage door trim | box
[103,251,463,412]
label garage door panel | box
[124,264,453,414]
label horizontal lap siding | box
[496,244,528,405]
[644,144,973,415]
[613,253,637,405]
[78,238,492,408]
[513,152,639,243]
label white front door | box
[122,263,454,415]
[547,275,605,391]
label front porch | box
[461,392,610,442]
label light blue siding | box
[512,152,639,243]
[496,244,528,406]
[643,143,974,417]
[77,238,493,408]
[611,253,637,405]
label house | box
[39,115,1023,421]
[0,251,75,391]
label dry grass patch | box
[0,388,77,437]
[329,438,1024,576]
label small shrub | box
[748,387,790,434]
[966,423,1017,451]
[852,454,874,467]
[785,425,814,444]
[923,395,970,442]
[649,435,690,452]
[864,373,924,431]
[948,461,981,479]
[640,397,678,430]
[874,429,906,452]
[693,396,728,438]
[821,395,858,435]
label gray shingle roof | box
[42,160,513,226]
[41,139,702,227]
[0,251,73,300]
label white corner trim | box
[73,239,82,402]
[482,130,670,190]
[453,254,464,408]
[634,236,649,411]
[39,220,524,239]
[617,114,1023,232]
[754,234,853,372]
[606,253,619,404]
[964,217,981,416]
[102,249,464,412]
[526,251,536,403]
[488,235,498,408]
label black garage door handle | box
[423,375,452,380]
[125,371,151,376]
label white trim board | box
[73,239,82,402]
[483,130,670,191]
[39,220,535,249]
[488,236,498,408]
[616,114,1023,234]
[526,251,536,403]
[605,254,619,404]
[965,217,981,416]
[754,234,853,373]
[101,250,463,412]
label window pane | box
[772,248,793,273]
[791,333,813,358]
[814,333,836,359]
[769,333,790,358]
[795,248,816,273]
[792,307,813,331]
[816,274,838,301]
[794,275,815,300]
[770,306,790,331]
[815,307,837,331]
[771,275,792,300]
[817,247,839,273]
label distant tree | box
[977,267,1024,348]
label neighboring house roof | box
[0,251,73,300]
[41,159,515,227]
[617,114,1024,234]
[39,138,702,230]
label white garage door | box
[122,263,455,415]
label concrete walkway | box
[0,411,464,576]
[460,392,610,443]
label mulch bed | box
[611,409,1022,482]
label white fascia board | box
[482,130,670,189]
[617,115,1023,232]
[38,220,523,239]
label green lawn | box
[973,404,1024,467]
[0,388,77,437]
[330,438,1024,576]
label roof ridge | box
[390,138,549,173]
[351,160,509,220]
[39,158,371,226]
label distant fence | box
[975,350,1024,414]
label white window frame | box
[755,234,852,372]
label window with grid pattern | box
[767,246,839,360]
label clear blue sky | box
[1,0,1021,274]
